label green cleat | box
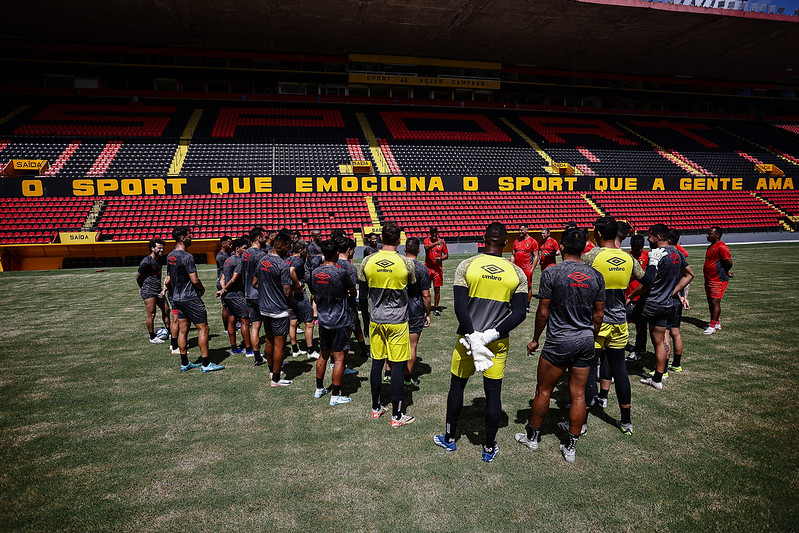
[644,370,669,379]
[668,364,683,372]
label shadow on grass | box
[682,315,710,331]
[458,397,509,446]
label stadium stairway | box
[752,192,796,231]
[616,123,711,176]
[499,117,570,175]
[168,109,204,176]
[356,113,392,174]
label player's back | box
[167,249,198,301]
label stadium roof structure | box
[4,0,799,85]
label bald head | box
[484,222,507,254]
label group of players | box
[136,216,733,463]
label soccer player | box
[517,229,604,463]
[164,226,224,373]
[403,236,431,386]
[539,228,559,271]
[287,241,318,359]
[629,224,694,390]
[307,229,323,322]
[311,239,357,405]
[137,237,171,343]
[359,232,380,335]
[307,229,323,258]
[216,237,252,356]
[581,217,647,436]
[358,221,417,427]
[625,234,649,361]
[511,223,540,312]
[254,230,294,387]
[363,232,381,257]
[242,226,268,366]
[424,226,449,316]
[215,235,233,332]
[336,237,369,359]
[668,229,691,310]
[433,222,528,462]
[703,226,733,335]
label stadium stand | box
[0,197,93,244]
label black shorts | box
[173,298,208,325]
[289,297,314,323]
[141,290,164,301]
[409,314,426,334]
[263,315,289,337]
[319,325,351,353]
[246,298,262,323]
[643,304,671,328]
[667,303,683,329]
[541,335,596,369]
[223,293,249,320]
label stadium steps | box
[582,194,605,216]
[0,105,29,127]
[718,126,799,169]
[169,109,203,176]
[616,123,709,176]
[43,142,81,177]
[752,193,795,231]
[82,200,107,231]
[499,118,571,175]
[364,196,381,226]
[356,113,391,175]
[86,141,123,177]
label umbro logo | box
[315,272,331,280]
[606,256,627,267]
[568,272,590,283]
[168,256,176,264]
[375,259,394,269]
[260,260,273,269]
[481,264,505,275]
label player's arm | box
[215,273,227,298]
[453,285,474,334]
[496,292,528,338]
[188,272,205,297]
[289,265,303,292]
[440,242,448,261]
[531,249,539,271]
[671,265,695,297]
[527,298,550,354]
[592,301,605,341]
[163,274,172,292]
[721,257,734,278]
[422,288,431,326]
[424,238,437,251]
[252,274,259,291]
[136,272,145,289]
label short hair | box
[239,234,251,247]
[485,222,507,245]
[232,237,248,249]
[405,236,421,254]
[148,237,165,251]
[429,226,438,234]
[273,230,292,245]
[249,226,265,240]
[630,234,645,249]
[541,227,550,234]
[330,228,345,243]
[382,221,401,246]
[292,241,307,254]
[519,223,528,229]
[172,226,191,242]
[593,216,618,241]
[219,235,232,243]
[338,237,356,254]
[617,220,631,241]
[648,224,670,241]
[564,220,578,230]
[311,229,322,236]
[710,225,724,237]
[561,228,586,255]
[321,239,338,261]
[667,229,681,244]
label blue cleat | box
[482,444,499,463]
[201,362,225,373]
[180,362,201,372]
[433,434,456,452]
[230,347,245,355]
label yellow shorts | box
[451,336,509,380]
[369,322,411,362]
[594,322,629,350]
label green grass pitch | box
[1,242,797,532]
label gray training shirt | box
[241,246,265,300]
[167,249,200,302]
[256,253,291,318]
[311,263,354,329]
[538,260,605,340]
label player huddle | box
[136,217,732,463]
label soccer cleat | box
[201,362,225,373]
[270,378,293,387]
[482,444,499,463]
[314,387,330,399]
[292,349,307,357]
[343,367,358,375]
[626,352,641,362]
[329,395,352,406]
[640,377,663,390]
[433,309,441,317]
[592,396,608,409]
[644,370,669,379]
[617,420,634,436]
[714,322,722,330]
[230,347,245,355]
[404,377,420,387]
[703,326,716,335]
[557,421,587,437]
[560,443,576,463]
[150,337,165,344]
[390,414,416,428]
[171,347,181,355]
[668,364,683,372]
[253,359,268,367]
[514,432,539,452]
[382,375,391,383]
[180,361,201,372]
[308,351,320,360]
[371,405,388,419]
[245,351,254,358]
[433,434,457,452]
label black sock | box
[526,423,540,440]
[268,364,273,373]
[484,376,502,450]
[180,353,189,366]
[672,353,682,367]
[332,384,341,396]
[202,358,209,367]
[390,362,405,417]
[272,370,281,383]
[568,432,580,448]
[598,388,609,399]
[359,340,367,352]
[316,377,324,389]
[384,370,391,378]
[445,374,469,442]
[231,344,237,350]
[171,338,178,350]
[370,358,383,410]
[253,350,263,362]
[620,406,631,425]
[292,344,299,352]
[149,331,156,340]
[653,371,663,383]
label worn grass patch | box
[0,243,797,532]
